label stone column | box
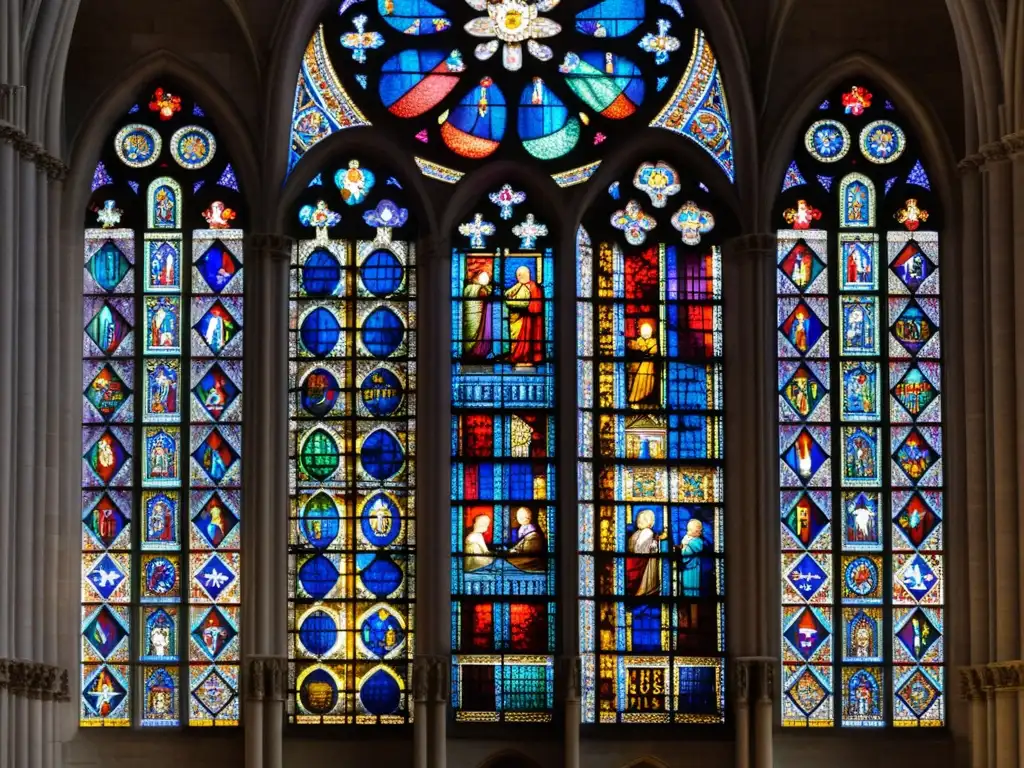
[429,656,449,768]
[753,659,775,768]
[412,656,430,768]
[560,656,580,768]
[722,234,778,666]
[244,234,293,768]
[960,666,988,768]
[732,659,751,768]
[980,140,1020,768]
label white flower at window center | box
[465,0,562,71]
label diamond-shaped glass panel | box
[780,301,825,355]
[84,605,128,658]
[786,553,828,601]
[782,429,828,484]
[192,429,239,484]
[85,364,131,420]
[192,668,235,716]
[787,668,828,716]
[893,365,937,418]
[83,666,128,717]
[193,554,237,600]
[779,242,825,292]
[196,242,241,294]
[895,428,938,483]
[86,553,127,600]
[896,553,939,602]
[892,301,935,356]
[894,493,940,548]
[84,494,128,548]
[781,364,826,419]
[191,606,238,661]
[83,429,129,485]
[891,242,935,293]
[192,364,240,421]
[192,493,240,549]
[896,669,940,717]
[783,493,829,548]
[86,302,131,356]
[896,609,941,661]
[784,607,829,660]
[194,301,239,355]
[87,242,131,292]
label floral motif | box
[97,200,123,229]
[341,15,385,63]
[670,200,714,246]
[860,120,905,164]
[464,0,562,71]
[638,19,680,65]
[459,213,497,248]
[805,120,850,163]
[611,200,657,246]
[895,199,929,232]
[489,184,527,219]
[633,161,680,208]
[783,200,822,230]
[364,199,410,229]
[512,213,548,248]
[299,201,342,241]
[148,88,181,120]
[203,202,237,229]
[842,86,873,116]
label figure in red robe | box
[504,265,544,365]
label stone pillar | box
[980,139,1020,768]
[244,234,293,768]
[722,234,778,665]
[429,656,449,768]
[961,666,988,768]
[732,659,751,768]
[412,656,430,768]
[560,656,580,768]
[753,659,775,768]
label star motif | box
[895,199,929,231]
[783,200,823,230]
[464,0,561,72]
[512,213,548,248]
[97,200,123,229]
[611,200,657,246]
[489,184,526,220]
[458,213,497,249]
[671,201,715,246]
[341,15,385,63]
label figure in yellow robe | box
[627,322,658,407]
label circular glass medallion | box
[359,668,401,716]
[360,367,404,417]
[300,492,340,548]
[804,120,850,163]
[359,250,404,297]
[303,249,342,296]
[844,556,879,597]
[298,553,339,599]
[360,429,404,481]
[301,367,342,418]
[170,125,217,169]
[299,667,339,715]
[299,609,338,657]
[144,556,177,595]
[360,307,405,358]
[360,493,401,547]
[300,307,341,357]
[860,120,906,164]
[114,124,162,168]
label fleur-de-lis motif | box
[783,200,822,230]
[489,184,526,220]
[341,15,385,63]
[895,199,929,232]
[611,200,657,246]
[97,200,123,229]
[671,201,715,246]
[458,213,497,249]
[512,213,548,249]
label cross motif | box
[489,184,526,220]
[341,15,384,63]
[512,213,548,249]
[895,199,929,231]
[458,213,497,249]
[671,201,715,245]
[97,200,123,229]
[638,19,681,65]
[611,200,657,246]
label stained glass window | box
[776,83,944,728]
[577,161,726,723]
[288,160,417,724]
[287,0,735,185]
[82,84,245,727]
[450,185,556,722]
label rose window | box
[289,0,736,183]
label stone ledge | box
[0,122,69,180]
[0,658,69,701]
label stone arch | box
[759,54,959,235]
[475,750,545,768]
[621,759,670,768]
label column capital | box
[0,124,69,180]
[429,655,450,703]
[957,153,985,175]
[734,657,777,704]
[986,660,1024,691]
[979,140,1010,166]
[0,660,66,699]
[724,233,777,259]
[412,655,432,703]
[732,658,752,706]
[558,655,581,703]
[1004,130,1024,157]
[245,655,288,702]
[959,665,987,700]
[246,233,295,261]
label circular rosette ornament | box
[170,126,216,169]
[464,0,562,71]
[671,201,715,246]
[115,124,162,168]
[611,200,656,246]
[859,120,905,164]
[633,161,680,208]
[805,120,850,163]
